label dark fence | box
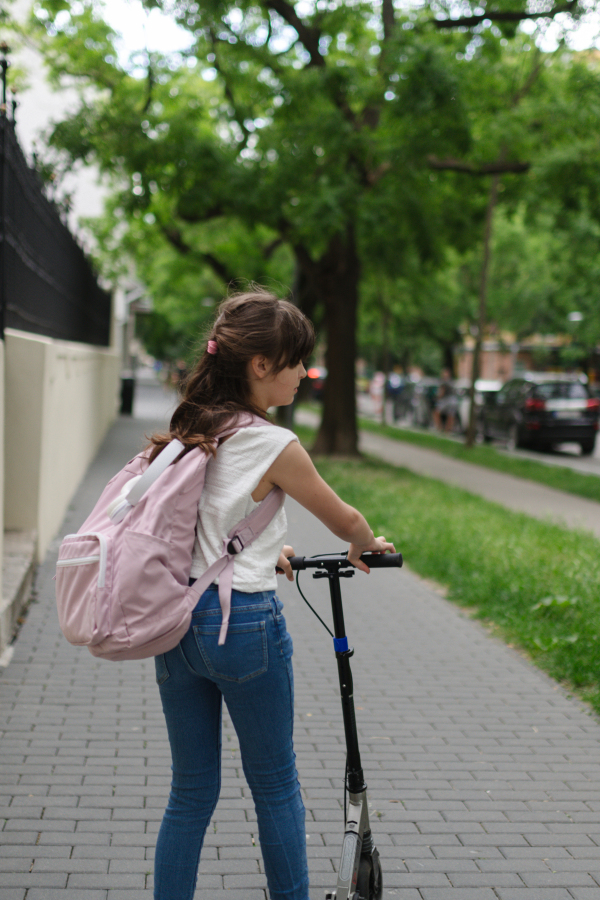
[0,115,111,346]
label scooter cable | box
[295,570,334,637]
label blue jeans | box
[153,585,309,900]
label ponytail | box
[147,288,315,461]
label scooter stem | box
[320,568,373,900]
[326,571,366,794]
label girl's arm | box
[265,441,395,573]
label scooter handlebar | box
[359,552,403,568]
[287,552,403,571]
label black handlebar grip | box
[284,553,402,571]
[360,552,403,568]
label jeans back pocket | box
[193,620,268,683]
[155,653,170,685]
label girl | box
[151,289,394,900]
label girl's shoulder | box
[213,423,298,481]
[229,422,298,451]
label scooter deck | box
[326,789,371,900]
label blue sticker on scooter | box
[334,636,349,653]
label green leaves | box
[27,0,600,373]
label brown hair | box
[148,288,315,461]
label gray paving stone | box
[450,873,525,887]
[5,410,600,899]
[67,874,148,889]
[106,894,149,900]
[0,856,33,870]
[420,890,497,899]
[519,871,598,886]
[495,891,574,900]
[191,892,265,900]
[26,891,108,900]
[0,875,67,888]
[33,858,109,873]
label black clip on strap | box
[227,536,244,555]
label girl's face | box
[249,358,307,411]
[267,360,307,408]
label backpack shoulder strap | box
[107,439,187,523]
[127,439,186,506]
[188,486,285,646]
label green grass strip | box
[294,424,600,714]
[359,416,600,504]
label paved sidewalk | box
[3,406,600,899]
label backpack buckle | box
[227,535,244,555]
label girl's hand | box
[276,545,296,581]
[348,536,396,574]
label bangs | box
[272,303,316,372]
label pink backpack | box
[55,418,283,661]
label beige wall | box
[0,340,4,572]
[4,329,120,561]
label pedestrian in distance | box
[149,289,395,900]
[433,368,458,433]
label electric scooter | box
[288,551,403,900]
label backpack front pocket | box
[56,533,110,645]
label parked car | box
[454,379,503,434]
[482,373,599,455]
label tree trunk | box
[306,226,360,455]
[443,343,455,375]
[277,261,321,428]
[380,290,391,425]
[290,259,319,324]
[466,174,500,447]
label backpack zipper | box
[57,555,100,567]
[59,532,108,588]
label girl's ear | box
[249,355,271,380]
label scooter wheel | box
[356,854,383,900]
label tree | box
[30,0,472,452]
[31,0,600,451]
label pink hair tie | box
[207,340,218,355]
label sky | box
[101,0,194,63]
[100,0,600,60]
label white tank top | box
[190,424,298,591]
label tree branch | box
[261,1,358,132]
[366,160,392,185]
[511,49,545,107]
[177,204,225,223]
[160,225,235,283]
[142,54,154,114]
[427,155,530,174]
[264,0,325,67]
[263,236,284,259]
[210,32,251,148]
[433,0,578,29]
